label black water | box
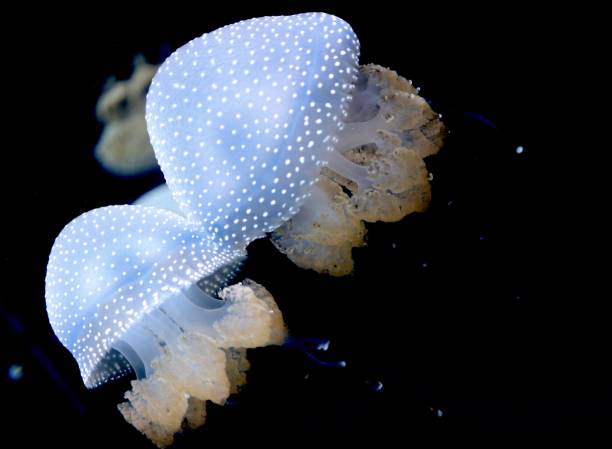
[2,2,607,446]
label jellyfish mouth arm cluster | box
[272,64,445,275]
[118,280,286,448]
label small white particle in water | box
[428,172,434,181]
[515,145,524,154]
[430,407,444,417]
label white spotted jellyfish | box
[45,12,445,448]
[142,62,445,275]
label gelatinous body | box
[146,13,359,248]
[46,206,237,386]
[137,65,445,276]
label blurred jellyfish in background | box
[95,56,159,176]
[47,12,444,447]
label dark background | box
[2,2,607,446]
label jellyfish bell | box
[145,12,360,249]
[46,206,230,385]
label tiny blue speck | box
[515,145,524,154]
[8,364,23,381]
